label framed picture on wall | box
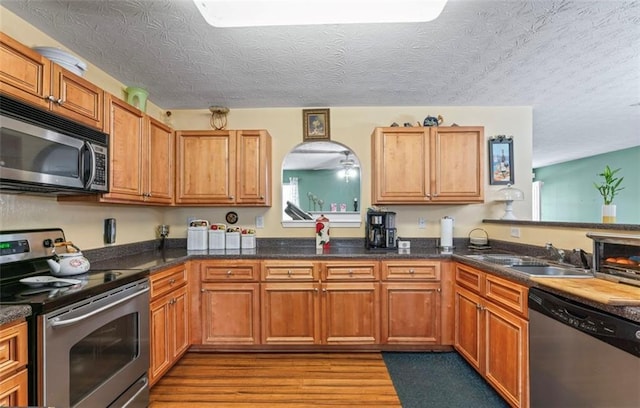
[489,135,514,185]
[303,109,330,141]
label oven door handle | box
[49,287,149,328]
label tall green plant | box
[593,165,624,205]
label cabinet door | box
[484,302,529,408]
[103,95,145,201]
[454,286,482,371]
[236,130,271,206]
[176,130,236,204]
[50,63,103,129]
[382,283,441,344]
[200,283,260,345]
[322,282,380,345]
[145,117,174,203]
[432,127,484,202]
[149,296,171,386]
[0,32,50,109]
[171,285,190,358]
[372,128,431,203]
[261,282,320,344]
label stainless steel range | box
[0,229,150,407]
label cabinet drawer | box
[455,263,484,293]
[0,320,27,379]
[484,274,528,318]
[383,260,440,281]
[0,368,27,407]
[150,264,187,299]
[200,260,259,281]
[262,261,317,281]
[323,261,379,281]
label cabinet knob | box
[226,270,233,276]
[436,288,441,292]
[46,95,56,102]
[314,288,319,292]
[259,195,265,199]
[433,193,438,197]
[229,196,234,200]
[348,269,354,276]
[409,269,415,274]
[287,270,292,276]
[425,193,431,197]
[201,288,205,292]
[56,98,64,105]
[476,304,482,310]
[322,288,327,292]
[169,278,176,285]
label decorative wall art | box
[303,108,330,141]
[489,135,514,185]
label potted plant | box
[593,165,624,223]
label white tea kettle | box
[46,242,90,276]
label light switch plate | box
[510,227,521,238]
[418,217,426,229]
[256,215,264,229]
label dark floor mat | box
[382,352,510,408]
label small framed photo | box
[303,109,330,141]
[489,136,514,185]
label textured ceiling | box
[2,0,639,167]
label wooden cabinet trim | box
[485,274,528,318]
[0,320,28,380]
[382,260,441,281]
[200,259,260,282]
[322,260,379,281]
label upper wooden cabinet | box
[175,129,271,206]
[371,126,484,204]
[61,94,175,205]
[0,32,103,130]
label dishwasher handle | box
[49,286,149,328]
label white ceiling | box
[3,0,639,168]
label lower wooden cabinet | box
[149,265,190,387]
[261,260,380,345]
[197,260,261,345]
[454,263,529,408]
[381,260,444,345]
[0,320,28,407]
[200,283,260,345]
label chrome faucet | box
[573,248,591,270]
[545,242,566,263]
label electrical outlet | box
[510,227,521,238]
[255,215,264,229]
[418,217,426,229]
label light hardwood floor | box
[149,352,401,407]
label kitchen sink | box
[464,254,547,266]
[508,264,593,278]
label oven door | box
[40,279,150,408]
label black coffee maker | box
[365,210,397,249]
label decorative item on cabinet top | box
[209,106,230,130]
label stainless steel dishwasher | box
[528,287,640,408]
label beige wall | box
[3,6,631,252]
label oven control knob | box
[635,331,640,340]
[43,239,53,248]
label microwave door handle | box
[83,142,97,189]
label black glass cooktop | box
[0,259,148,313]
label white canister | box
[187,219,209,250]
[209,230,226,250]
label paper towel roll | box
[440,216,453,248]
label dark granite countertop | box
[0,305,32,326]
[83,237,640,324]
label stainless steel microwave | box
[0,95,108,195]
